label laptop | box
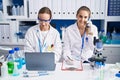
[25,52,56,71]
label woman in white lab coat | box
[63,6,98,63]
[24,7,62,62]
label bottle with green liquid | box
[7,50,15,74]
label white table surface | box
[0,63,120,80]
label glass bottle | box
[7,50,15,74]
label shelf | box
[5,16,28,19]
[3,0,28,19]
[0,42,24,46]
[103,44,120,47]
[105,16,120,21]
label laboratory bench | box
[0,62,120,80]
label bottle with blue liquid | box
[14,47,23,69]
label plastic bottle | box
[12,5,17,15]
[14,47,20,61]
[20,5,24,16]
[16,5,20,15]
[14,47,22,69]
[7,50,15,74]
[101,30,107,43]
[106,32,111,44]
[20,50,26,65]
[111,27,116,40]
[98,30,102,40]
[0,10,3,21]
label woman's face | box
[76,10,90,27]
[38,13,51,28]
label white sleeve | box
[24,29,35,52]
[52,31,62,62]
[63,29,73,60]
[81,25,98,61]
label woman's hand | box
[65,56,74,65]
[86,21,93,35]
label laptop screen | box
[25,52,56,71]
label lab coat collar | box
[72,22,78,31]
[72,22,82,38]
[35,24,54,34]
[35,24,53,32]
[35,24,54,45]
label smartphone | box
[86,20,92,28]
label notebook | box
[25,52,56,71]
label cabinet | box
[103,44,120,64]
[15,20,37,44]
[0,21,18,45]
[104,0,120,34]
[3,0,28,19]
[0,20,37,45]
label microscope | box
[88,37,107,69]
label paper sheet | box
[61,60,83,71]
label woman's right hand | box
[65,56,74,65]
[86,21,93,35]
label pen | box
[23,73,49,77]
[23,71,47,74]
[23,72,49,77]
[0,55,4,59]
[67,56,73,61]
[51,44,54,48]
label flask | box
[7,50,15,74]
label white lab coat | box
[24,24,62,62]
[63,22,98,62]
